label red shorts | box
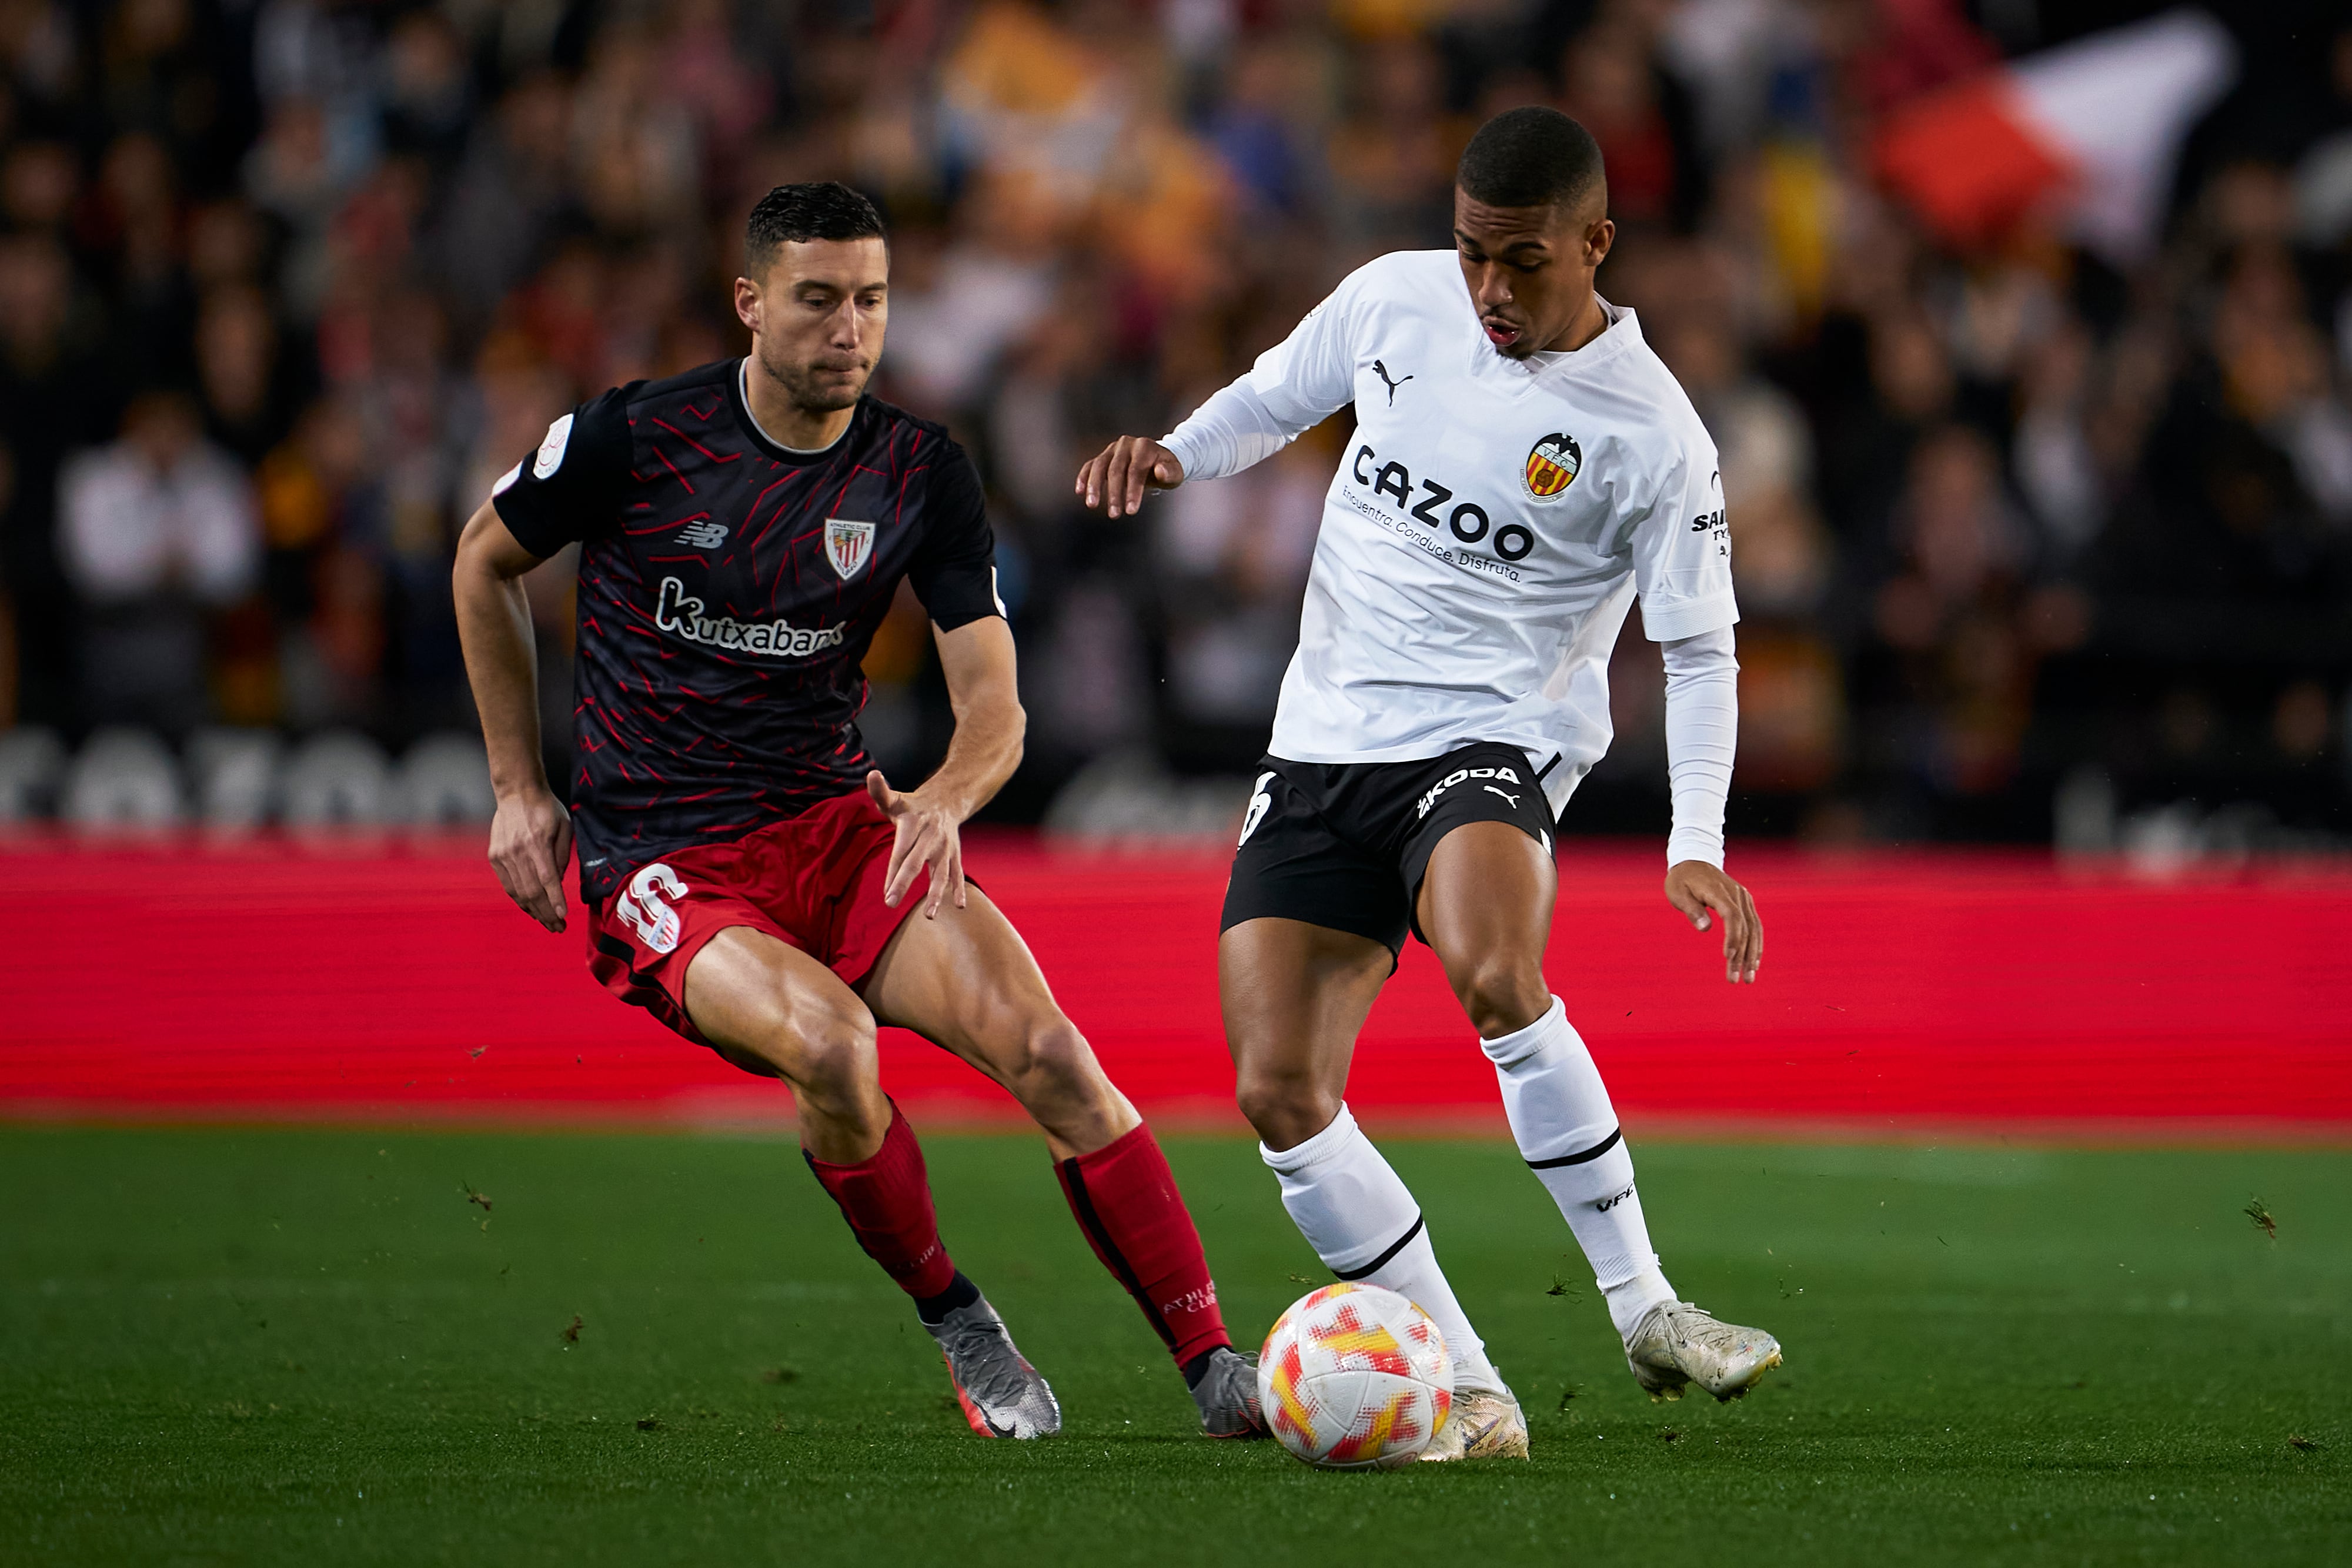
[584,790,926,1050]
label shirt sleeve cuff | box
[1160,426,1210,484]
[1641,593,1740,643]
[1666,828,1725,870]
[489,490,563,560]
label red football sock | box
[1056,1122,1232,1367]
[803,1103,958,1302]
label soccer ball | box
[1257,1282,1453,1469]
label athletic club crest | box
[1521,432,1582,501]
[824,518,876,579]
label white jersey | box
[1164,249,1736,816]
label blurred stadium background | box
[5,12,2350,1558]
[1,0,2349,1131]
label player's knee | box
[1235,1072,1339,1152]
[759,996,878,1102]
[1453,957,1549,1038]
[1010,1015,1101,1101]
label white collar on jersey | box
[737,359,851,456]
[1515,295,1632,373]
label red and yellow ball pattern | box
[1258,1282,1454,1469]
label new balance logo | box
[1372,360,1414,406]
[677,520,728,550]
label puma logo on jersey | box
[1372,360,1414,406]
[677,520,729,549]
[654,576,847,658]
[1484,785,1521,807]
[1415,763,1523,820]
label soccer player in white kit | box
[1075,107,1780,1459]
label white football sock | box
[1481,997,1679,1339]
[1259,1103,1505,1394]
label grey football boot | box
[925,1293,1062,1438]
[1189,1346,1267,1438]
[1624,1301,1782,1402]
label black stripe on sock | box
[1526,1128,1622,1170]
[1332,1213,1425,1281]
[1060,1157,1178,1351]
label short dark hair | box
[744,182,887,275]
[1456,106,1605,212]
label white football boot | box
[925,1294,1061,1438]
[1623,1301,1782,1402]
[1418,1384,1531,1461]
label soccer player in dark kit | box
[451,182,1264,1441]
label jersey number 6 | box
[615,863,689,954]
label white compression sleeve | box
[1160,377,1299,483]
[1661,626,1739,870]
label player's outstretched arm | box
[453,499,572,932]
[867,616,1025,920]
[1081,274,1361,517]
[1074,437,1185,519]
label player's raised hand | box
[1665,860,1762,984]
[1075,436,1185,519]
[867,769,966,920]
[488,788,573,932]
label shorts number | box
[615,862,687,954]
[1238,771,1276,847]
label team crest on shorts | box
[1521,432,1582,501]
[824,519,876,579]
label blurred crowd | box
[2,0,2350,844]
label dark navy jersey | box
[490,358,1001,906]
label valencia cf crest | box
[824,519,876,579]
[1521,433,1582,502]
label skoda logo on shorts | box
[1522,433,1582,502]
[1415,763,1523,820]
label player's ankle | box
[1180,1342,1235,1389]
[1603,1268,1677,1340]
[914,1269,981,1326]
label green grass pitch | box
[1,1125,2344,1566]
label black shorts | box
[1220,741,1558,956]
